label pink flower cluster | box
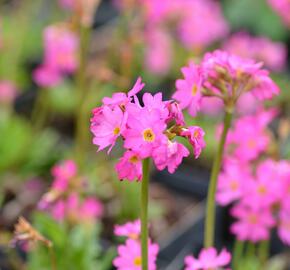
[184,247,231,270]
[115,0,228,75]
[268,0,290,27]
[33,25,79,88]
[221,109,277,162]
[223,32,287,72]
[0,80,18,104]
[217,113,290,244]
[173,50,280,117]
[38,160,103,224]
[90,77,205,181]
[113,220,159,270]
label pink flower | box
[173,62,203,117]
[241,160,283,209]
[165,101,185,126]
[0,80,17,104]
[278,209,290,245]
[181,126,206,158]
[51,200,66,221]
[123,106,167,158]
[43,25,79,73]
[114,220,141,239]
[115,151,142,181]
[153,140,190,173]
[230,204,275,242]
[90,105,128,153]
[268,0,290,27]
[59,0,74,10]
[200,97,223,116]
[178,0,228,49]
[80,197,103,221]
[33,65,62,88]
[184,247,231,270]
[145,28,172,75]
[216,159,252,206]
[224,110,274,161]
[113,238,159,270]
[102,77,145,107]
[223,32,287,72]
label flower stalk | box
[141,158,150,270]
[204,111,232,248]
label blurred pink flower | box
[51,200,66,221]
[145,28,172,75]
[278,209,290,245]
[115,151,142,181]
[200,97,223,116]
[113,238,159,270]
[80,197,104,220]
[114,220,141,239]
[59,0,74,10]
[223,32,287,72]
[230,204,275,242]
[173,62,203,117]
[217,159,252,206]
[268,0,290,27]
[43,25,79,73]
[33,65,62,88]
[0,80,17,104]
[184,247,231,270]
[178,0,228,49]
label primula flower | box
[181,126,206,158]
[153,140,190,173]
[123,106,167,158]
[102,77,145,107]
[216,159,252,206]
[223,32,287,72]
[91,106,128,153]
[115,151,142,181]
[230,204,275,242]
[184,247,231,270]
[241,160,283,209]
[91,78,205,180]
[173,62,203,117]
[113,238,159,270]
[173,50,280,116]
[223,109,275,161]
[114,220,141,239]
[80,197,104,221]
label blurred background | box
[0,0,290,269]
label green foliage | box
[27,213,115,270]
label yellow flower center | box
[248,214,258,224]
[113,127,121,135]
[257,185,267,195]
[128,233,139,239]
[129,155,139,164]
[247,139,256,149]
[192,85,198,96]
[143,128,155,142]
[134,256,142,266]
[230,180,239,191]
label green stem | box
[31,89,49,131]
[246,242,256,258]
[232,240,244,270]
[141,158,150,270]
[204,111,232,248]
[48,246,57,270]
[258,240,269,266]
[75,25,91,169]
